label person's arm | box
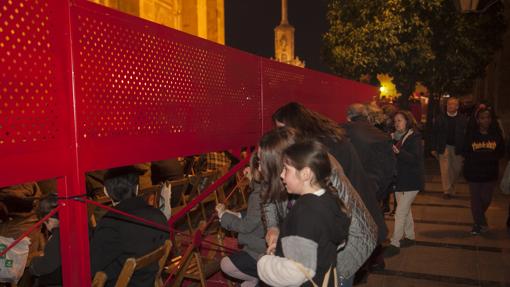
[495,135,506,159]
[262,201,280,229]
[220,209,258,234]
[396,135,422,163]
[257,254,313,287]
[262,201,286,253]
[258,209,320,287]
[219,189,262,233]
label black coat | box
[394,130,425,192]
[431,113,467,155]
[342,120,396,199]
[90,197,168,287]
[321,136,388,243]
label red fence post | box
[57,1,92,286]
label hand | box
[44,218,59,232]
[431,150,438,158]
[265,227,279,251]
[215,203,226,217]
[243,166,252,181]
[392,145,400,154]
[266,242,276,255]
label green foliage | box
[323,0,506,99]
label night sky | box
[224,0,331,73]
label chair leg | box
[193,252,208,287]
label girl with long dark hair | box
[258,127,377,286]
[257,141,350,286]
[272,103,387,246]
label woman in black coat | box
[384,110,424,258]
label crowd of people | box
[1,98,509,287]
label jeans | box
[468,181,496,226]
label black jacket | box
[90,197,168,287]
[342,120,396,199]
[275,192,350,286]
[321,136,388,243]
[29,228,63,286]
[463,130,505,182]
[431,113,467,155]
[393,130,425,192]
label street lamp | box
[454,0,503,13]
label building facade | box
[89,0,225,45]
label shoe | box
[480,225,489,233]
[399,238,415,248]
[443,194,452,200]
[383,245,400,258]
[471,225,481,235]
[369,261,386,272]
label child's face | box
[280,163,304,195]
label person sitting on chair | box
[29,193,62,286]
[90,166,168,287]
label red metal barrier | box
[0,0,377,285]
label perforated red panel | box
[0,0,72,187]
[71,2,261,171]
[261,59,377,131]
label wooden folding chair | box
[167,221,220,287]
[194,170,222,221]
[93,240,172,287]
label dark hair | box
[249,151,263,183]
[394,110,418,132]
[471,105,502,136]
[272,102,345,142]
[282,141,347,213]
[258,127,299,203]
[104,167,140,203]
[36,193,58,219]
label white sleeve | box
[257,254,315,287]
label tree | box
[323,0,506,106]
[422,0,506,97]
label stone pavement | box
[360,159,510,287]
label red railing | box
[0,0,376,285]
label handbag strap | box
[291,260,336,287]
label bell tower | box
[274,0,304,67]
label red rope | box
[167,156,250,226]
[84,198,174,233]
[83,193,239,253]
[0,206,61,258]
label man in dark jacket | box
[344,104,396,201]
[431,97,467,199]
[343,104,395,274]
[90,166,168,287]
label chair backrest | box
[92,271,107,287]
[114,240,172,287]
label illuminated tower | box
[274,0,304,67]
